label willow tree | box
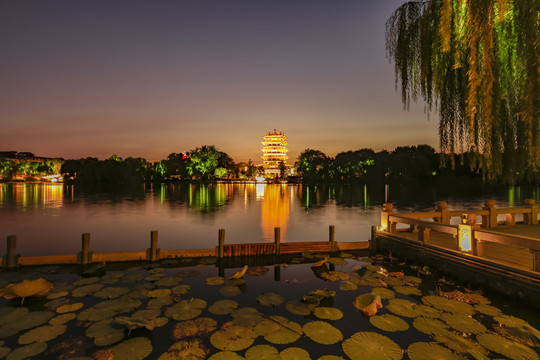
[386,0,539,183]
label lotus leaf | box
[434,331,488,355]
[86,319,125,346]
[407,342,463,360]
[313,307,343,321]
[129,283,156,299]
[145,274,164,282]
[165,298,207,320]
[0,310,54,339]
[73,277,99,286]
[350,276,382,287]
[148,267,165,274]
[44,297,71,311]
[112,337,153,360]
[18,324,66,345]
[114,316,155,331]
[285,300,316,316]
[206,277,225,286]
[231,307,264,327]
[220,286,242,297]
[199,257,218,265]
[494,315,533,328]
[155,317,169,327]
[303,321,343,345]
[247,266,269,276]
[173,317,217,340]
[321,271,349,281]
[0,279,53,305]
[148,289,171,298]
[47,291,68,300]
[394,286,422,296]
[422,296,475,316]
[339,281,357,291]
[280,347,311,360]
[78,297,141,322]
[440,313,486,334]
[210,323,257,351]
[403,276,422,285]
[5,342,46,360]
[384,277,405,287]
[208,351,245,360]
[412,317,449,335]
[254,316,302,344]
[386,299,416,318]
[209,300,239,315]
[56,302,83,313]
[477,333,538,360]
[172,285,190,295]
[148,296,174,308]
[474,304,501,316]
[159,339,209,360]
[309,289,335,300]
[365,264,381,272]
[354,293,382,316]
[413,304,441,318]
[342,331,402,360]
[245,345,281,360]
[154,277,183,287]
[372,287,395,300]
[256,292,285,307]
[225,278,245,286]
[123,273,145,283]
[229,265,248,280]
[318,357,345,360]
[370,314,409,332]
[0,346,9,359]
[71,283,104,297]
[328,257,348,266]
[132,309,161,320]
[49,313,76,326]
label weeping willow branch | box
[386,0,540,184]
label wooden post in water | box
[524,199,538,225]
[274,227,281,255]
[370,226,377,254]
[274,264,281,281]
[147,231,159,262]
[436,201,450,224]
[3,235,19,270]
[77,233,93,265]
[218,229,225,258]
[329,225,336,252]
[381,203,394,232]
[483,200,497,228]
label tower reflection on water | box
[257,184,290,242]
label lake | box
[1,182,538,257]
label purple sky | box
[0,0,437,163]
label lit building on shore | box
[261,129,288,178]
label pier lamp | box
[458,224,472,252]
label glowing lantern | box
[458,224,472,252]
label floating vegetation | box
[386,298,416,318]
[245,344,280,360]
[321,271,349,281]
[285,300,316,316]
[256,292,285,307]
[369,314,409,332]
[474,304,502,317]
[371,287,395,300]
[219,286,242,297]
[313,307,343,321]
[211,323,257,351]
[407,342,462,360]
[206,277,225,286]
[231,307,264,327]
[247,266,269,276]
[18,324,66,345]
[440,312,486,334]
[412,317,448,336]
[5,342,47,360]
[477,333,538,360]
[0,279,53,305]
[422,295,475,316]
[208,351,245,360]
[433,331,488,355]
[354,293,382,316]
[254,316,302,344]
[342,331,402,360]
[112,337,153,360]
[229,266,248,280]
[56,302,83,313]
[280,347,311,360]
[165,298,207,320]
[173,317,217,340]
[393,285,422,296]
[208,300,239,315]
[339,281,357,291]
[328,257,348,266]
[303,321,343,345]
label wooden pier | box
[372,199,540,306]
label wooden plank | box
[389,215,458,235]
[474,230,540,251]
[19,254,77,265]
[93,252,146,262]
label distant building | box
[261,129,288,177]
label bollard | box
[524,199,538,225]
[274,227,281,256]
[77,233,93,265]
[436,201,450,224]
[3,235,20,270]
[274,264,281,281]
[482,200,497,228]
[329,225,336,252]
[218,229,225,258]
[146,230,160,262]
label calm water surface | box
[1,182,538,257]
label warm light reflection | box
[5,183,64,208]
[256,184,265,199]
[260,184,289,242]
[458,224,472,252]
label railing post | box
[3,235,20,270]
[146,230,159,262]
[436,201,450,224]
[482,200,497,228]
[77,233,93,265]
[531,250,540,272]
[524,199,538,225]
[370,225,377,254]
[329,225,336,252]
[381,203,395,232]
[218,229,225,258]
[274,227,281,255]
[418,227,431,243]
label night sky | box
[1,0,437,163]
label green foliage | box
[386,0,540,183]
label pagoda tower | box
[261,129,288,177]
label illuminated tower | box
[261,129,288,177]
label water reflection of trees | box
[296,184,377,210]
[159,183,233,213]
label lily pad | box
[354,293,382,316]
[311,257,328,267]
[245,345,280,360]
[154,276,183,287]
[208,300,239,315]
[0,279,53,305]
[112,337,152,360]
[413,304,441,318]
[71,283,104,297]
[318,357,345,360]
[328,257,348,266]
[313,307,343,321]
[206,277,225,286]
[86,319,125,346]
[477,333,538,360]
[321,271,349,281]
[56,302,84,313]
[148,296,173,308]
[0,310,54,338]
[394,286,422,296]
[132,309,161,320]
[350,276,382,287]
[371,287,395,300]
[254,316,302,344]
[199,257,218,265]
[229,265,248,279]
[440,312,486,334]
[303,321,343,345]
[18,324,66,344]
[158,340,209,360]
[211,323,257,351]
[173,318,217,340]
[285,300,316,316]
[47,291,68,300]
[78,297,141,322]
[172,284,191,295]
[494,315,533,328]
[231,307,264,327]
[386,299,416,318]
[342,331,402,360]
[474,304,501,316]
[165,299,207,320]
[49,313,76,326]
[280,347,311,360]
[422,295,475,316]
[73,277,99,286]
[114,316,155,331]
[256,292,285,307]
[403,276,422,285]
[412,317,449,335]
[5,342,46,360]
[208,351,245,360]
[220,286,242,297]
[370,314,409,332]
[434,331,488,355]
[339,281,358,291]
[247,266,269,276]
[148,289,171,298]
[407,342,463,360]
